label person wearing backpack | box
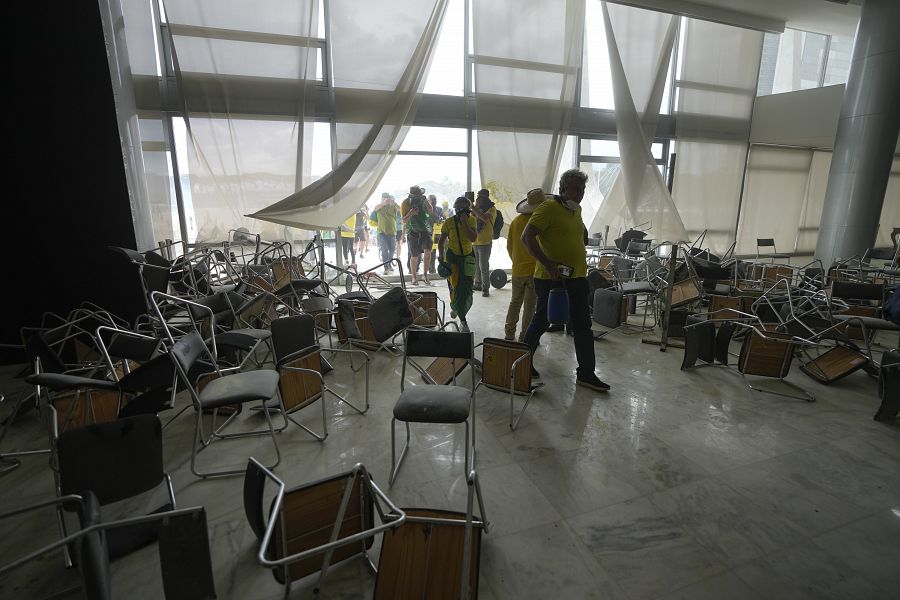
[472,188,499,297]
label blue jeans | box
[377,232,396,265]
[523,277,595,378]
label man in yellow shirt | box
[521,169,610,392]
[438,196,478,332]
[340,213,357,266]
[504,188,549,342]
[472,188,497,297]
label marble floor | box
[1,283,899,599]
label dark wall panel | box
[5,1,144,362]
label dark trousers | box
[523,277,595,378]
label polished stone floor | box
[1,283,899,599]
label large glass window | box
[757,28,850,96]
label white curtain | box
[166,0,448,239]
[670,140,747,254]
[164,0,321,241]
[672,17,763,254]
[472,0,584,227]
[588,2,686,244]
[795,150,832,254]
[878,157,900,249]
[736,146,813,256]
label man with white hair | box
[520,169,611,392]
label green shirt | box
[402,195,431,233]
[373,204,399,235]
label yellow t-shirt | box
[441,215,477,256]
[474,206,496,246]
[507,213,537,277]
[528,199,587,279]
[340,215,356,238]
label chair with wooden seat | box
[264,314,369,441]
[243,457,405,598]
[390,329,476,487]
[374,468,488,600]
[474,338,543,430]
[736,324,814,402]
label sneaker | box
[547,323,564,332]
[576,373,610,392]
[460,320,470,333]
[482,290,490,297]
[504,335,515,341]
[530,366,541,379]
[450,309,457,319]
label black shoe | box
[473,283,483,291]
[482,290,490,297]
[530,366,541,379]
[547,323,564,332]
[576,373,610,392]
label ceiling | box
[612,0,861,37]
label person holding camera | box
[520,169,610,392]
[401,185,434,285]
[471,188,497,297]
[438,196,478,332]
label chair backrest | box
[715,321,735,365]
[480,338,532,393]
[681,316,715,369]
[21,327,68,374]
[57,414,165,505]
[169,330,210,379]
[831,281,884,303]
[373,508,483,600]
[757,238,776,249]
[404,330,474,391]
[157,508,218,600]
[875,350,900,421]
[271,315,317,366]
[610,256,634,280]
[369,287,414,342]
[336,299,364,341]
[405,330,473,360]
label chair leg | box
[743,376,815,402]
[191,398,282,479]
[389,419,410,487]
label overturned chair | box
[262,314,369,441]
[0,492,216,600]
[244,458,487,599]
[474,338,543,430]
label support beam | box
[815,0,900,267]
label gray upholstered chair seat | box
[713,283,731,295]
[619,281,656,295]
[199,370,279,408]
[833,314,900,331]
[394,385,471,424]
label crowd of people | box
[350,169,610,391]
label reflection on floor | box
[2,283,899,600]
